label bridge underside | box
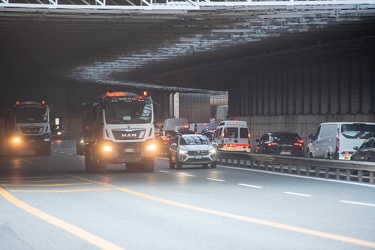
[0,4,374,141]
[1,4,374,93]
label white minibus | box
[213,120,251,152]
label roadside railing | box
[216,152,375,184]
[157,147,375,184]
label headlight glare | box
[102,145,112,152]
[179,149,188,154]
[146,144,157,151]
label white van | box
[308,122,375,160]
[213,120,251,152]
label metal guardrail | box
[157,147,375,184]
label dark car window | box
[360,138,375,149]
[260,134,269,142]
[240,128,249,138]
[224,128,238,138]
[273,134,298,141]
[341,124,375,139]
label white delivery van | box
[307,122,375,160]
[213,120,251,152]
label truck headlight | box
[13,137,21,143]
[102,145,113,152]
[146,144,157,151]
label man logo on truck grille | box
[122,133,137,138]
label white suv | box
[169,134,217,169]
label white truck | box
[5,101,52,156]
[82,91,157,173]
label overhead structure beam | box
[1,0,375,11]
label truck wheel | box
[95,160,107,173]
[143,159,155,172]
[39,146,51,156]
[85,145,95,173]
[7,147,17,157]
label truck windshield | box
[341,124,375,139]
[105,101,152,124]
[14,107,48,123]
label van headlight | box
[209,147,216,154]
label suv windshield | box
[181,135,210,145]
[341,124,375,139]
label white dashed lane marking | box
[206,178,225,182]
[283,192,312,197]
[238,183,263,189]
[340,200,375,207]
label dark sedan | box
[254,131,304,156]
[351,137,375,162]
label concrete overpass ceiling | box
[0,4,375,93]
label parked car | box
[76,133,85,155]
[254,131,304,156]
[169,134,217,169]
[351,137,375,162]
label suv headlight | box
[179,149,188,154]
[209,147,216,154]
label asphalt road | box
[1,140,375,250]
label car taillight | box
[293,139,304,147]
[267,142,278,146]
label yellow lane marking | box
[117,187,375,249]
[2,183,93,187]
[0,187,125,250]
[0,175,63,180]
[11,188,112,193]
[0,179,76,183]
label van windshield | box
[341,124,375,139]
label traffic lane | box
[139,158,375,242]
[1,151,375,249]
[9,150,375,245]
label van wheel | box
[326,152,334,159]
[307,149,312,158]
